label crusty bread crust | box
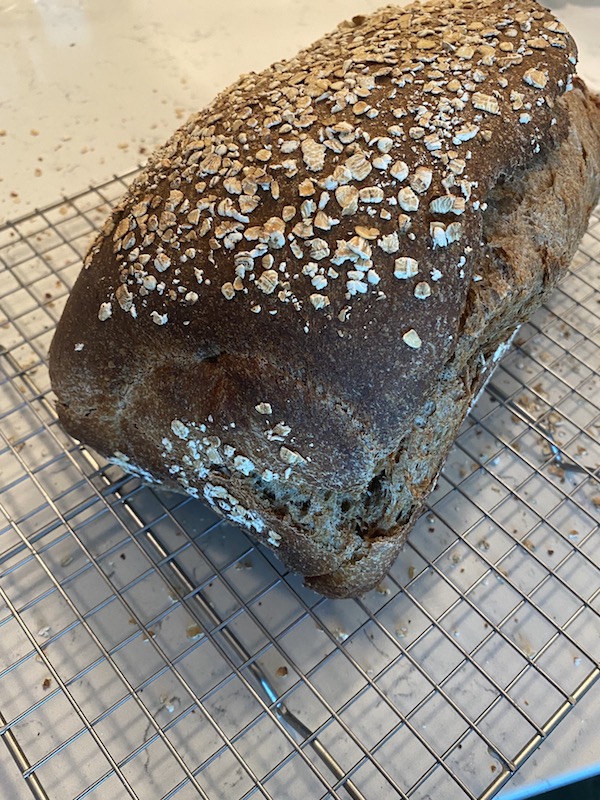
[49,0,600,597]
[309,83,600,595]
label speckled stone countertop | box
[1,1,599,798]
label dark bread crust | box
[49,0,600,597]
[309,82,600,595]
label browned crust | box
[49,0,600,597]
[309,81,600,596]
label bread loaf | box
[49,0,600,597]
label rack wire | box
[0,171,599,800]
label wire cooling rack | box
[0,171,599,800]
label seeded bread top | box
[54,0,577,491]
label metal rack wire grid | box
[0,171,599,800]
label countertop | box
[1,1,599,798]
[1,0,599,223]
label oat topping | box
[151,311,168,325]
[410,167,433,194]
[301,138,326,171]
[429,195,456,214]
[402,329,423,349]
[115,284,134,312]
[390,161,409,182]
[394,257,419,279]
[99,0,576,371]
[379,232,400,254]
[414,281,432,300]
[310,293,331,310]
[523,67,549,89]
[98,302,112,321]
[354,225,380,240]
[472,92,501,114]
[359,186,385,204]
[171,419,190,439]
[267,422,292,441]
[267,530,282,547]
[335,184,359,214]
[221,282,235,300]
[398,187,420,213]
[280,446,307,466]
[233,455,256,475]
[345,151,373,181]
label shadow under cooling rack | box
[0,173,600,800]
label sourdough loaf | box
[49,0,600,597]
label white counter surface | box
[1,1,600,798]
[1,0,387,223]
[1,0,599,224]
